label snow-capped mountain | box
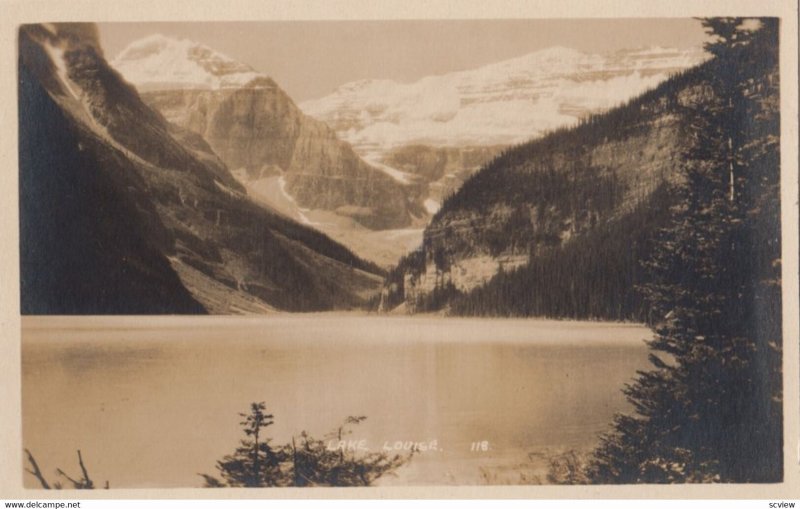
[384,53,717,313]
[297,44,705,223]
[111,33,264,91]
[19,23,384,313]
[300,45,708,151]
[111,34,412,232]
[108,34,707,267]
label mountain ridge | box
[381,60,711,315]
[111,33,264,91]
[300,44,707,150]
[299,43,707,243]
[19,23,385,314]
[111,34,413,231]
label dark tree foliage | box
[201,403,284,487]
[587,18,782,483]
[18,51,207,314]
[449,185,674,320]
[380,248,428,311]
[201,403,409,487]
[411,280,461,314]
[18,25,385,314]
[434,64,704,220]
[385,48,710,317]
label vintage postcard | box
[1,0,798,501]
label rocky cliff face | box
[302,46,707,150]
[301,45,706,225]
[19,23,384,314]
[384,64,709,311]
[380,144,504,214]
[111,35,411,230]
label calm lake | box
[21,315,651,487]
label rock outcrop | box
[301,45,706,225]
[19,23,384,314]
[112,35,411,230]
[301,45,707,151]
[384,63,711,313]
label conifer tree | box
[586,18,781,483]
[201,404,409,487]
[200,402,285,487]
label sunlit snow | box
[111,34,266,91]
[300,45,708,150]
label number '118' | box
[470,441,489,452]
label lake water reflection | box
[21,315,651,487]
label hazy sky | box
[98,19,709,102]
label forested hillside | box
[449,184,673,320]
[385,17,779,341]
[381,53,707,316]
[405,17,782,485]
[19,23,385,314]
[586,17,782,483]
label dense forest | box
[583,18,782,483]
[18,24,386,314]
[433,64,701,220]
[381,44,709,315]
[383,17,783,485]
[449,184,674,320]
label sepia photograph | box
[3,2,799,501]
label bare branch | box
[24,449,50,489]
[56,468,82,488]
[77,450,94,489]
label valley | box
[18,22,725,316]
[16,18,785,489]
[110,34,704,269]
[19,23,384,314]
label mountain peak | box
[112,34,266,91]
[300,44,707,150]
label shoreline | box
[20,313,653,346]
[21,312,650,328]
